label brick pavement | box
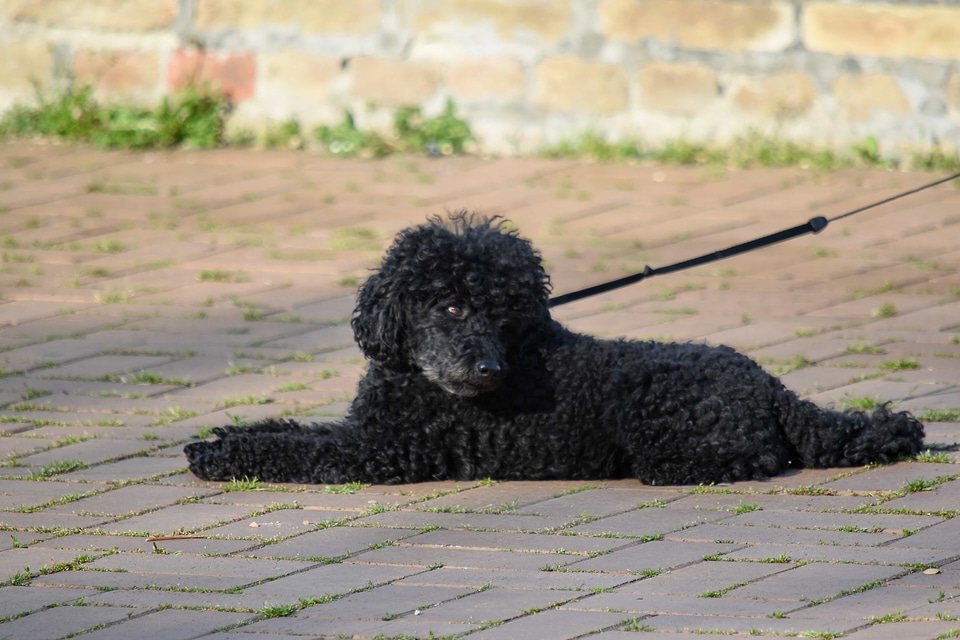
[0,142,958,639]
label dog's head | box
[351,214,551,397]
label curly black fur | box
[185,214,924,485]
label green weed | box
[880,358,920,372]
[917,408,960,422]
[845,341,885,355]
[915,450,952,463]
[0,84,228,149]
[314,111,393,158]
[838,396,884,410]
[198,270,249,283]
[732,501,762,515]
[28,460,85,478]
[393,98,474,155]
[873,303,898,318]
[224,477,261,492]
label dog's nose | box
[475,360,503,379]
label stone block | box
[638,63,718,116]
[534,57,628,114]
[0,40,54,93]
[803,2,960,60]
[196,0,381,34]
[947,73,960,117]
[731,72,818,120]
[599,0,795,52]
[5,0,177,31]
[404,0,571,42]
[349,57,440,106]
[259,52,341,104]
[72,50,160,102]
[833,73,911,122]
[166,48,256,102]
[448,57,525,101]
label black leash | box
[548,171,960,308]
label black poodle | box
[185,215,924,485]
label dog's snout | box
[475,359,503,378]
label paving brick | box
[790,585,955,622]
[405,528,629,555]
[80,609,257,640]
[733,562,903,602]
[33,532,253,556]
[0,478,96,511]
[92,502,256,536]
[295,582,475,619]
[0,547,104,584]
[238,526,416,560]
[844,621,960,640]
[205,489,394,512]
[879,478,960,515]
[397,565,634,592]
[349,544,580,571]
[471,608,627,640]
[242,615,477,638]
[16,439,160,469]
[0,585,101,619]
[568,506,726,538]
[44,484,215,517]
[359,509,576,532]
[886,514,960,550]
[667,523,896,547]
[614,559,791,596]
[57,454,187,482]
[415,587,574,624]
[565,591,782,617]
[521,487,679,518]
[719,509,940,534]
[821,462,959,493]
[239,561,423,601]
[641,612,853,636]
[200,507,318,541]
[722,542,949,566]
[0,605,135,640]
[0,511,109,532]
[568,540,742,573]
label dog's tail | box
[184,419,337,484]
[777,391,925,469]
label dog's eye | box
[446,306,465,318]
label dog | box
[185,215,924,485]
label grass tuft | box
[0,84,228,149]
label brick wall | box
[1,0,959,154]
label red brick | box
[166,48,256,102]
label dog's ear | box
[350,270,407,364]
